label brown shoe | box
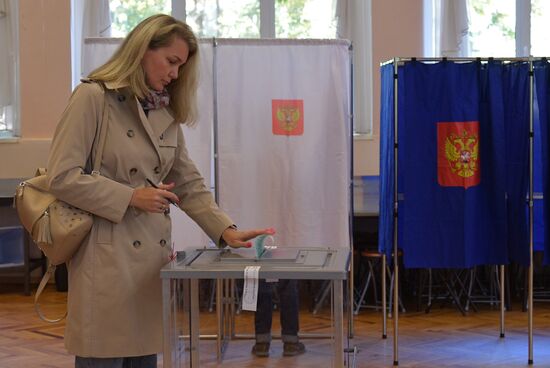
[252,342,270,357]
[283,341,306,356]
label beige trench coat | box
[46,81,233,357]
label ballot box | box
[160,246,349,368]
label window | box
[0,0,19,139]
[77,0,367,133]
[110,0,171,37]
[531,0,550,56]
[275,0,336,38]
[468,0,515,57]
[186,0,261,38]
[428,0,550,58]
[109,0,336,39]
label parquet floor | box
[3,283,550,367]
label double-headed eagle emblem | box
[275,107,301,132]
[444,130,479,178]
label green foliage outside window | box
[110,0,171,37]
[109,0,326,39]
[275,0,310,38]
[468,0,514,41]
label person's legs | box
[278,279,305,356]
[278,279,299,341]
[254,279,274,342]
[122,354,157,368]
[252,279,274,356]
[75,355,157,368]
[75,357,123,368]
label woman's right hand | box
[130,182,180,213]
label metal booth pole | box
[211,37,230,360]
[382,253,387,339]
[528,58,534,365]
[392,57,400,366]
[500,264,505,338]
[348,41,355,341]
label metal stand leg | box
[500,265,505,338]
[209,279,216,312]
[353,267,373,315]
[333,280,344,368]
[382,254,387,339]
[313,280,331,314]
[216,278,223,361]
[162,279,173,368]
[190,279,200,367]
[393,257,399,366]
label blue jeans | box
[75,354,156,368]
[254,279,299,343]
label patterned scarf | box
[140,89,170,111]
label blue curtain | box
[535,60,550,264]
[379,60,530,268]
[502,62,530,265]
[378,64,395,256]
[534,90,544,254]
[396,61,518,268]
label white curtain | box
[170,41,214,251]
[515,0,530,57]
[80,38,215,252]
[72,0,111,87]
[81,38,352,250]
[81,38,122,77]
[436,0,470,57]
[216,39,351,249]
[335,0,372,135]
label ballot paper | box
[242,266,261,311]
[254,234,275,258]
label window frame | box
[0,0,20,140]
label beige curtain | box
[438,0,470,57]
[72,0,111,87]
[336,0,372,135]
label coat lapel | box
[103,81,175,163]
[147,107,176,139]
[133,97,163,162]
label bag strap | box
[34,264,66,323]
[34,81,110,323]
[91,81,110,175]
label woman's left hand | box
[221,227,275,248]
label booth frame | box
[380,56,537,366]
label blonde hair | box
[88,14,199,125]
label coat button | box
[133,240,141,248]
[160,239,167,247]
[129,168,138,175]
[154,166,160,174]
[127,129,135,137]
[159,134,164,140]
[117,94,126,102]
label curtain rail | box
[380,56,548,66]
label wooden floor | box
[2,284,550,367]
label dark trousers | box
[254,279,299,343]
[75,354,157,368]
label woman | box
[47,14,273,367]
